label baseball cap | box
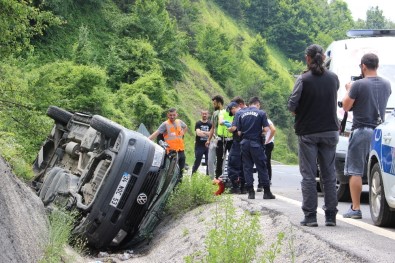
[226,102,238,116]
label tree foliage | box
[116,0,187,80]
[196,26,237,86]
[0,0,62,58]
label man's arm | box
[205,126,214,147]
[148,130,160,141]
[196,128,210,137]
[263,123,276,144]
[342,82,355,112]
[288,76,303,115]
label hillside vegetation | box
[0,0,392,178]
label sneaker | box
[343,205,362,219]
[300,216,318,227]
[256,186,263,192]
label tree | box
[196,26,237,86]
[0,0,62,58]
[366,6,385,29]
[249,34,269,68]
[117,0,187,80]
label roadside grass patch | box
[166,172,217,216]
[40,208,86,263]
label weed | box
[261,231,285,263]
[165,173,217,216]
[39,208,77,263]
[188,195,263,262]
[183,228,190,237]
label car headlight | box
[152,144,165,167]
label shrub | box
[166,173,217,216]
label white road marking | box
[276,194,395,241]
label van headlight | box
[152,144,165,167]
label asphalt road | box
[264,163,395,263]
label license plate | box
[110,172,130,207]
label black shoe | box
[248,190,255,199]
[230,187,240,194]
[325,211,337,226]
[263,191,276,199]
[256,186,263,192]
[263,187,275,199]
[300,216,318,227]
[240,187,247,194]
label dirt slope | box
[0,156,49,263]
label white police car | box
[368,110,395,226]
[323,29,395,201]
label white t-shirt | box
[265,119,274,144]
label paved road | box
[263,163,395,262]
[193,161,395,262]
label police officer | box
[237,97,275,199]
[226,99,247,194]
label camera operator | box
[342,53,391,219]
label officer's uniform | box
[227,107,246,192]
[237,106,270,192]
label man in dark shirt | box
[341,53,391,219]
[288,44,339,227]
[237,96,275,199]
[192,110,212,175]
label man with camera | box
[342,53,391,219]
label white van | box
[322,29,395,201]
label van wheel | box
[90,115,122,139]
[39,167,63,205]
[337,182,351,202]
[369,163,395,226]
[47,106,73,125]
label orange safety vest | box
[163,119,185,153]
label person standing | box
[265,119,276,184]
[257,118,276,191]
[342,53,391,219]
[288,44,340,227]
[191,110,212,175]
[148,108,188,179]
[206,95,233,179]
[226,101,245,194]
[237,96,275,200]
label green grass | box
[39,208,82,263]
[165,172,217,217]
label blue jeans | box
[298,132,339,217]
[192,145,208,175]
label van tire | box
[47,106,73,125]
[91,115,122,139]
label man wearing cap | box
[342,53,391,219]
[149,108,188,180]
[237,96,275,199]
[227,99,247,194]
